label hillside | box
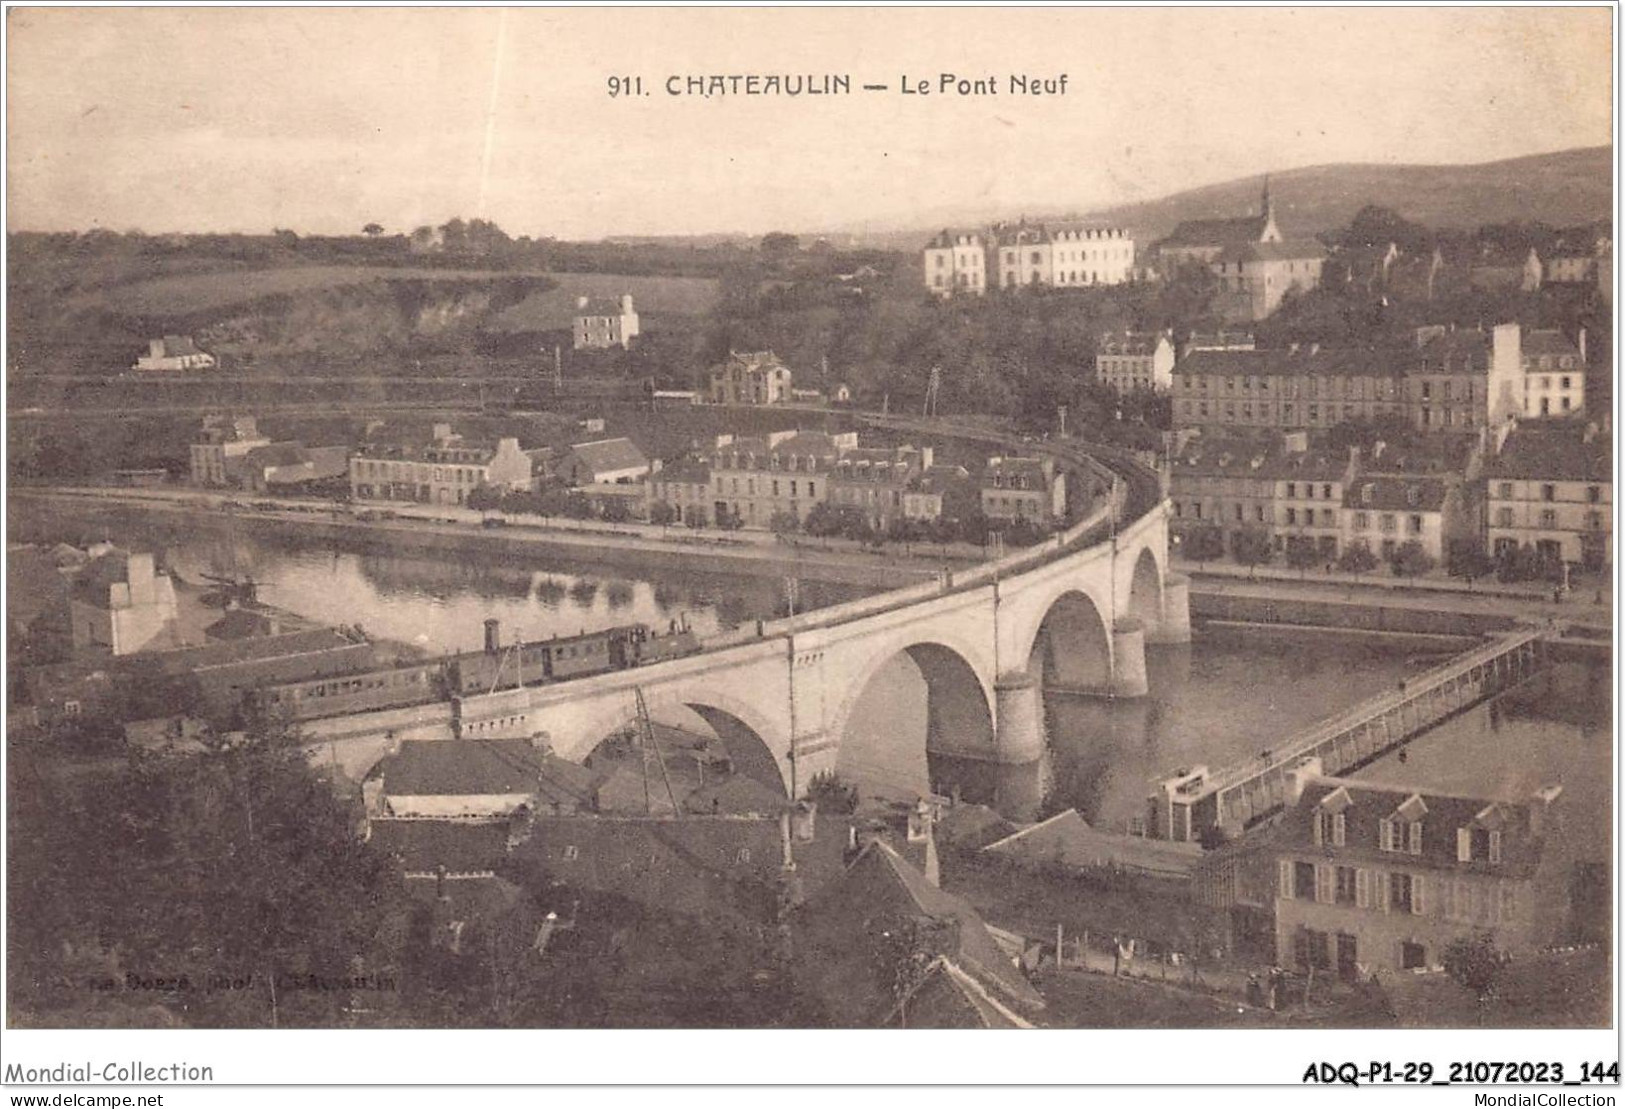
[844,146,1612,250]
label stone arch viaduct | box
[448,419,1188,799]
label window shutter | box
[1332,812,1346,847]
[1408,821,1423,855]
[1356,868,1370,909]
[1412,875,1426,916]
[1279,859,1294,899]
[1316,864,1334,904]
[1488,830,1502,864]
[1312,813,1323,847]
[1457,827,1472,862]
[1378,872,1390,913]
[1379,819,1392,851]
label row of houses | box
[923,220,1138,296]
[1169,419,1612,570]
[649,430,1069,532]
[1170,323,1588,433]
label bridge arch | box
[827,637,998,787]
[541,685,791,795]
[1023,588,1115,697]
[1126,545,1165,632]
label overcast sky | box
[6,7,1613,239]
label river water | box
[23,516,1610,846]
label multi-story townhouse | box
[1408,324,1525,433]
[902,465,977,524]
[1519,329,1586,418]
[923,229,990,296]
[1341,474,1450,563]
[1263,450,1357,561]
[1483,422,1611,571]
[1168,440,1278,549]
[349,424,533,506]
[1273,767,1569,976]
[992,222,1052,290]
[708,350,794,405]
[646,459,712,526]
[826,445,933,533]
[1172,346,1405,435]
[708,430,853,528]
[980,456,1067,526]
[1096,331,1175,394]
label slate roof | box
[1236,239,1328,263]
[1256,451,1352,483]
[70,549,139,609]
[1484,427,1611,483]
[1174,347,1403,379]
[1283,777,1558,879]
[575,298,628,317]
[1163,214,1271,249]
[566,437,649,475]
[203,608,277,641]
[376,739,549,798]
[240,442,308,470]
[983,810,1204,880]
[1096,331,1168,356]
[369,818,512,875]
[653,459,711,486]
[682,774,789,817]
[1343,476,1448,513]
[888,958,1035,1028]
[796,840,1044,1019]
[1521,329,1582,360]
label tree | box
[1389,539,1436,579]
[804,770,858,815]
[561,492,594,520]
[648,501,677,527]
[1230,527,1275,573]
[362,223,385,238]
[760,232,800,256]
[714,505,744,531]
[1446,537,1494,581]
[768,510,800,538]
[1442,933,1506,1004]
[1283,535,1321,572]
[466,484,503,513]
[1337,539,1379,577]
[1180,524,1225,564]
[600,497,631,524]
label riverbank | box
[10,489,967,590]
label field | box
[59,265,560,319]
[492,272,720,332]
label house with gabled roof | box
[1271,761,1571,976]
[1155,179,1325,320]
[792,839,1045,1027]
[558,437,651,486]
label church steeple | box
[1261,174,1273,221]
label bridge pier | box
[991,670,1046,764]
[1110,618,1149,697]
[1144,572,1193,645]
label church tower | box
[1258,175,1281,243]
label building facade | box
[350,425,533,506]
[826,446,933,532]
[134,335,216,372]
[708,430,853,528]
[1519,329,1586,418]
[708,350,793,405]
[980,456,1067,525]
[1273,770,1569,976]
[1156,181,1324,321]
[190,415,271,486]
[572,294,640,350]
[1097,331,1176,393]
[1483,423,1611,570]
[646,460,713,525]
[69,551,181,656]
[923,224,1134,296]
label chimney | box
[791,799,817,842]
[619,294,635,315]
[1285,757,1325,807]
[1308,342,1320,356]
[1528,784,1563,838]
[484,618,501,655]
[576,295,590,310]
[432,422,453,442]
[1288,342,1300,354]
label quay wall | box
[1189,591,1521,639]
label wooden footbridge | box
[1150,628,1549,842]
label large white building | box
[924,222,1135,297]
[573,294,640,351]
[350,423,533,506]
[1484,422,1611,571]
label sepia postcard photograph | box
[2,2,1619,1094]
